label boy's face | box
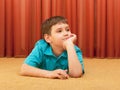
[45,23,72,49]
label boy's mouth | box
[62,37,70,40]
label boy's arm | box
[20,64,50,78]
[20,64,69,79]
[64,34,83,77]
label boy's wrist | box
[65,41,74,50]
[63,41,73,50]
[45,71,51,78]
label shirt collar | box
[44,46,67,58]
[44,46,54,56]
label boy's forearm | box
[20,64,50,78]
[66,42,83,77]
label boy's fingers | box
[64,70,69,78]
[56,74,65,79]
[58,70,69,79]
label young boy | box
[20,16,84,79]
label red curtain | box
[0,0,120,58]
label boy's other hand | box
[69,34,77,44]
[47,69,69,79]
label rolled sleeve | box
[24,42,43,67]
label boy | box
[20,16,84,79]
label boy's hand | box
[47,69,69,79]
[69,34,77,44]
[63,34,77,50]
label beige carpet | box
[0,58,120,90]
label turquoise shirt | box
[24,39,84,73]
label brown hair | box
[41,16,68,38]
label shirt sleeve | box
[75,46,85,74]
[24,42,43,67]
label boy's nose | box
[63,31,69,36]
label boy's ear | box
[44,34,51,43]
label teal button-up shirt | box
[24,39,84,73]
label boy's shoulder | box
[35,39,49,50]
[36,39,47,44]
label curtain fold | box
[0,0,120,58]
[114,0,120,57]
[107,0,120,58]
[96,0,107,58]
[0,0,5,57]
[5,0,13,57]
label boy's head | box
[41,16,68,38]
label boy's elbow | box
[20,69,25,76]
[70,71,83,78]
[20,64,28,76]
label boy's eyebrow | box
[57,25,70,29]
[56,26,70,31]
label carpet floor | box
[0,58,120,90]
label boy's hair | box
[41,16,68,38]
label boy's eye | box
[57,30,62,33]
[66,29,70,32]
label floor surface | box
[0,58,120,90]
